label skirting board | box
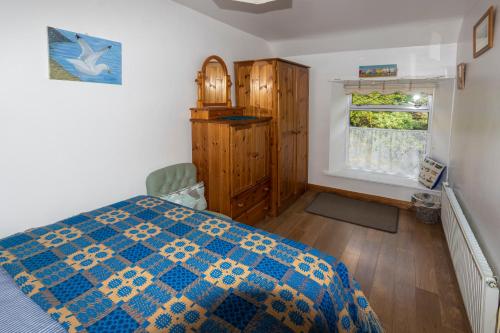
[307,183,412,210]
[497,309,500,333]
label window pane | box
[352,92,429,108]
[348,127,428,178]
[350,110,428,130]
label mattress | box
[0,196,382,332]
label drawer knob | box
[237,203,244,208]
[264,187,270,192]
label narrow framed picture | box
[457,63,466,90]
[473,6,495,58]
[359,64,397,78]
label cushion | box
[418,157,446,189]
[161,182,207,210]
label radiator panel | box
[441,183,499,333]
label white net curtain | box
[348,127,428,179]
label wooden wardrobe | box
[234,58,309,216]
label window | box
[347,92,432,179]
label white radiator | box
[441,183,499,333]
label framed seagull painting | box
[48,27,122,85]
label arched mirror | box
[196,55,232,108]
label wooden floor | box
[255,191,471,333]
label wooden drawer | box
[234,197,270,226]
[231,180,270,217]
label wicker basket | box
[411,192,441,224]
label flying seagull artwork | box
[67,34,112,76]
[48,27,122,85]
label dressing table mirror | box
[196,55,232,108]
[191,55,244,119]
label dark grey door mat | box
[305,192,399,233]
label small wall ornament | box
[457,63,466,90]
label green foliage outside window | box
[350,92,430,130]
[351,92,429,106]
[350,111,428,130]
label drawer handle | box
[237,203,245,208]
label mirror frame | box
[196,55,232,108]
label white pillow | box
[418,157,446,189]
[161,182,207,210]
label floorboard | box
[256,191,471,333]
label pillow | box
[418,157,446,189]
[161,182,207,210]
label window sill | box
[323,169,441,193]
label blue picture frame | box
[48,27,122,85]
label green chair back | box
[146,163,197,197]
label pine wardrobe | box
[234,58,309,216]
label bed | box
[0,196,382,332]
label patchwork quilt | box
[0,196,382,333]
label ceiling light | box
[232,0,277,4]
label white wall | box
[272,18,463,57]
[0,0,271,237]
[448,0,500,275]
[285,44,457,201]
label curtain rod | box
[329,75,454,83]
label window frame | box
[345,93,434,178]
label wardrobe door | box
[235,61,275,118]
[235,63,252,113]
[252,61,275,117]
[230,125,253,196]
[252,122,270,184]
[277,61,296,208]
[295,66,309,195]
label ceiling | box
[174,0,473,54]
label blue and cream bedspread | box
[0,196,382,333]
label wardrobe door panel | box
[206,124,231,215]
[244,61,274,118]
[235,63,252,112]
[253,122,270,184]
[258,61,275,117]
[295,66,309,195]
[277,62,296,207]
[249,64,260,117]
[231,125,253,196]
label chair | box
[146,163,229,219]
[146,163,197,197]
